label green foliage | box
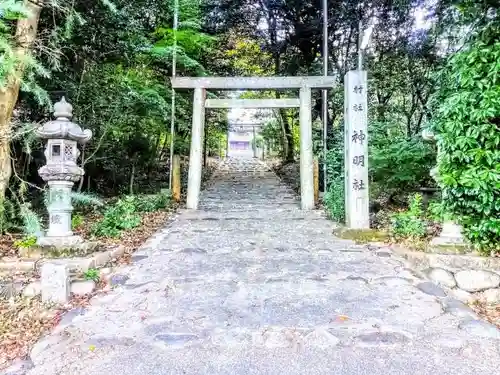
[72,214,84,230]
[0,0,50,104]
[151,27,215,74]
[84,268,100,282]
[92,192,171,238]
[427,200,454,223]
[324,146,343,182]
[370,122,436,191]
[431,19,500,253]
[19,203,42,237]
[71,192,103,208]
[259,119,285,157]
[13,235,37,249]
[323,124,345,222]
[390,194,427,240]
[324,177,345,223]
[1,0,210,238]
[130,191,172,213]
[0,0,116,104]
[0,198,16,233]
[224,37,273,75]
[92,196,141,238]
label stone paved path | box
[25,158,500,375]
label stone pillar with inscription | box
[344,71,370,229]
[36,97,92,248]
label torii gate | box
[170,73,369,230]
[171,76,333,211]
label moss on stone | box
[18,241,101,259]
[333,227,390,244]
[427,243,474,255]
[18,246,43,259]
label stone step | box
[198,203,302,210]
[129,248,383,285]
[177,209,326,221]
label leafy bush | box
[390,193,427,240]
[427,200,453,223]
[370,137,436,192]
[323,133,345,223]
[92,196,141,238]
[431,20,500,254]
[131,191,171,213]
[91,192,171,238]
[324,177,344,223]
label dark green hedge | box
[431,20,500,254]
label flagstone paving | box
[20,158,500,375]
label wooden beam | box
[313,157,319,205]
[172,155,181,202]
[171,76,337,90]
[206,98,299,109]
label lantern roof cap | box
[53,96,73,120]
[36,97,92,143]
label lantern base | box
[37,235,84,249]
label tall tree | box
[0,1,43,216]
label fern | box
[0,0,117,104]
[70,192,103,207]
[19,203,43,237]
[99,0,118,13]
[179,20,202,30]
[43,190,103,209]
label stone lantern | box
[36,97,92,248]
[422,128,466,247]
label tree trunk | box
[203,124,208,167]
[278,106,294,162]
[129,163,135,195]
[273,81,294,162]
[0,1,43,211]
[265,3,294,163]
[77,145,86,192]
[275,109,288,158]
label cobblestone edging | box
[0,246,125,302]
[393,246,500,304]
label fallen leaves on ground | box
[0,297,52,368]
[0,207,175,370]
[0,294,91,369]
[0,234,21,258]
[76,208,174,253]
[471,301,500,328]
